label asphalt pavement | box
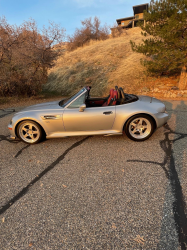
[0,100,187,250]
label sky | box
[0,0,148,36]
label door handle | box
[103,111,113,115]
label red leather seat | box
[112,90,118,105]
[102,88,118,106]
[102,89,114,106]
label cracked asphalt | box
[0,100,187,250]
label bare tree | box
[0,17,66,96]
[67,16,109,51]
[111,23,124,38]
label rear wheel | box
[124,115,155,141]
[17,120,43,144]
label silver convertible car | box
[8,86,169,144]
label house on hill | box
[115,3,148,29]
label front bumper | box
[8,123,16,140]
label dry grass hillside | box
[44,27,185,98]
[44,28,147,96]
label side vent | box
[41,115,62,120]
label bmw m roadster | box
[8,86,169,144]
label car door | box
[63,93,116,132]
[63,106,116,132]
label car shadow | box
[126,100,187,249]
[157,100,187,249]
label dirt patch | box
[138,76,187,100]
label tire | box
[17,120,43,144]
[124,114,155,141]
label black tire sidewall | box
[124,114,155,141]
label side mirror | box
[79,104,86,112]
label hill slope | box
[45,27,183,98]
[44,28,147,96]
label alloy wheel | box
[18,121,41,144]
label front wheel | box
[17,120,43,144]
[124,115,155,141]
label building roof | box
[115,3,149,26]
[133,3,149,15]
[116,16,134,22]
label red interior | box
[112,90,118,105]
[86,87,124,108]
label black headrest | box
[119,87,125,99]
[115,86,121,99]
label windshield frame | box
[59,87,87,108]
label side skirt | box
[46,130,122,138]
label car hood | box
[18,101,63,112]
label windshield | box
[59,88,86,107]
